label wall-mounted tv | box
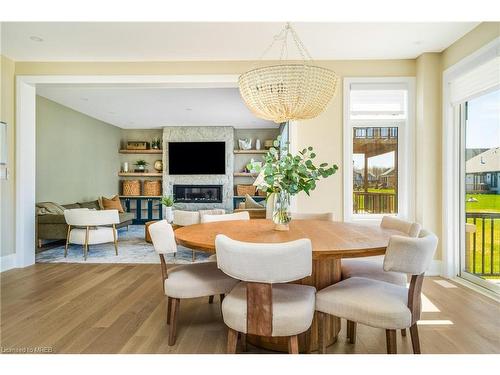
[168,142,226,175]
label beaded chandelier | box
[239,23,338,124]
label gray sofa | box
[36,200,134,246]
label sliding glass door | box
[460,88,500,293]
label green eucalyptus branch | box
[256,136,338,196]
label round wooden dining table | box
[174,218,405,353]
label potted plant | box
[160,195,175,223]
[256,137,338,231]
[134,160,148,172]
[151,137,161,150]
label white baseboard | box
[0,253,17,272]
[426,260,442,276]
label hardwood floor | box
[1,263,499,354]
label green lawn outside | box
[465,193,500,276]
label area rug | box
[35,225,211,264]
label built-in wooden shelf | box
[119,149,163,154]
[233,149,268,154]
[118,172,162,177]
[234,172,258,177]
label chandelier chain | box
[259,22,312,62]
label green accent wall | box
[36,96,121,204]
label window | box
[343,78,414,222]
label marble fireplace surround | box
[162,126,234,212]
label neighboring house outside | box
[353,169,377,189]
[379,167,396,189]
[465,147,500,193]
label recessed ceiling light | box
[108,111,116,114]
[29,36,44,42]
[80,97,89,101]
[413,40,423,45]
[185,108,193,111]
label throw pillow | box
[244,194,265,209]
[101,195,124,213]
[78,200,101,210]
[36,202,66,215]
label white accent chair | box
[63,209,120,260]
[201,211,250,223]
[148,220,239,346]
[216,235,316,354]
[316,229,438,354]
[291,212,334,221]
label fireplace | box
[173,185,223,204]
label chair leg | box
[317,311,327,354]
[168,298,180,346]
[112,224,118,256]
[401,328,407,337]
[240,333,247,352]
[227,328,238,354]
[167,297,172,324]
[208,295,214,304]
[347,320,357,344]
[409,324,421,354]
[220,294,225,303]
[192,250,196,262]
[385,329,397,354]
[288,335,299,354]
[64,225,71,257]
[84,226,90,261]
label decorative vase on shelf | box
[272,190,291,231]
[122,162,129,173]
[255,139,261,150]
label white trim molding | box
[343,77,416,224]
[442,37,500,279]
[1,253,17,272]
[15,74,240,268]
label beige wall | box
[36,96,121,204]
[442,22,500,71]
[1,55,15,257]
[294,61,415,220]
[415,53,443,259]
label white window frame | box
[442,36,500,281]
[343,77,415,223]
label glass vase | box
[272,190,292,231]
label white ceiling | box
[36,86,277,129]
[2,22,479,61]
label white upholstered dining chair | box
[341,216,421,337]
[173,209,225,261]
[342,216,421,285]
[148,220,239,346]
[216,235,316,354]
[200,211,250,223]
[201,211,251,265]
[316,229,438,354]
[63,208,120,260]
[172,210,200,226]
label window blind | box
[450,56,500,104]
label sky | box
[353,88,499,171]
[466,88,500,149]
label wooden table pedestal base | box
[247,258,342,353]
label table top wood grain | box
[174,219,405,259]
